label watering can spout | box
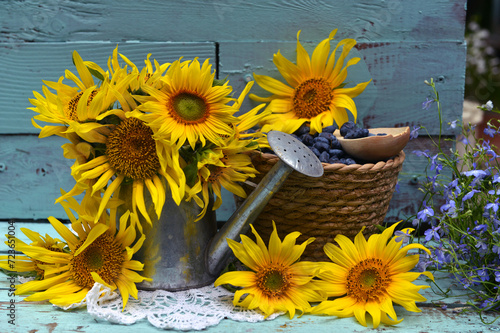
[206,131,323,277]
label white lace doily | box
[64,283,280,331]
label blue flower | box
[462,189,480,202]
[394,229,412,244]
[410,125,420,140]
[485,198,499,213]
[474,223,488,234]
[413,149,429,157]
[462,169,488,179]
[417,201,434,222]
[493,174,500,184]
[484,126,497,138]
[495,271,500,283]
[477,267,489,282]
[424,225,441,242]
[422,97,435,110]
[448,120,458,129]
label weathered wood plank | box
[0,42,216,134]
[0,135,80,219]
[0,272,492,333]
[0,0,466,43]
[219,40,466,135]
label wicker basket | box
[235,150,405,261]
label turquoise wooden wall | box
[0,1,466,242]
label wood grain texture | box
[219,40,466,135]
[0,0,466,43]
[0,42,216,134]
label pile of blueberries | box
[288,121,373,165]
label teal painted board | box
[0,273,496,332]
[219,40,466,135]
[0,0,465,43]
[0,42,216,134]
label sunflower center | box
[255,266,292,298]
[207,165,224,183]
[346,258,391,302]
[170,92,208,123]
[292,78,333,118]
[71,233,124,289]
[64,90,98,121]
[106,117,160,180]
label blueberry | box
[319,151,330,163]
[359,128,369,137]
[295,123,310,136]
[300,134,314,146]
[319,132,334,141]
[328,157,341,164]
[377,133,387,136]
[328,149,344,157]
[313,136,330,144]
[340,121,356,137]
[344,130,359,139]
[310,146,321,157]
[322,125,337,133]
[330,136,342,149]
[313,142,330,152]
[344,158,357,165]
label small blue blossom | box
[424,225,441,242]
[413,149,429,158]
[448,120,458,129]
[474,223,488,234]
[485,198,499,213]
[410,126,420,140]
[462,189,480,202]
[484,126,497,138]
[394,229,412,244]
[475,239,489,256]
[417,201,434,222]
[493,174,500,183]
[477,267,489,282]
[462,169,488,179]
[411,218,420,227]
[495,271,500,283]
[482,100,494,111]
[422,97,435,110]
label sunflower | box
[14,206,149,310]
[214,222,325,318]
[29,50,112,140]
[0,230,66,279]
[310,222,434,328]
[185,137,259,219]
[130,57,248,149]
[250,29,371,134]
[69,110,183,225]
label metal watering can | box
[135,131,324,290]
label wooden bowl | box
[335,127,410,162]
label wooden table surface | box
[1,271,499,333]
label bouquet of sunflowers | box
[29,48,268,225]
